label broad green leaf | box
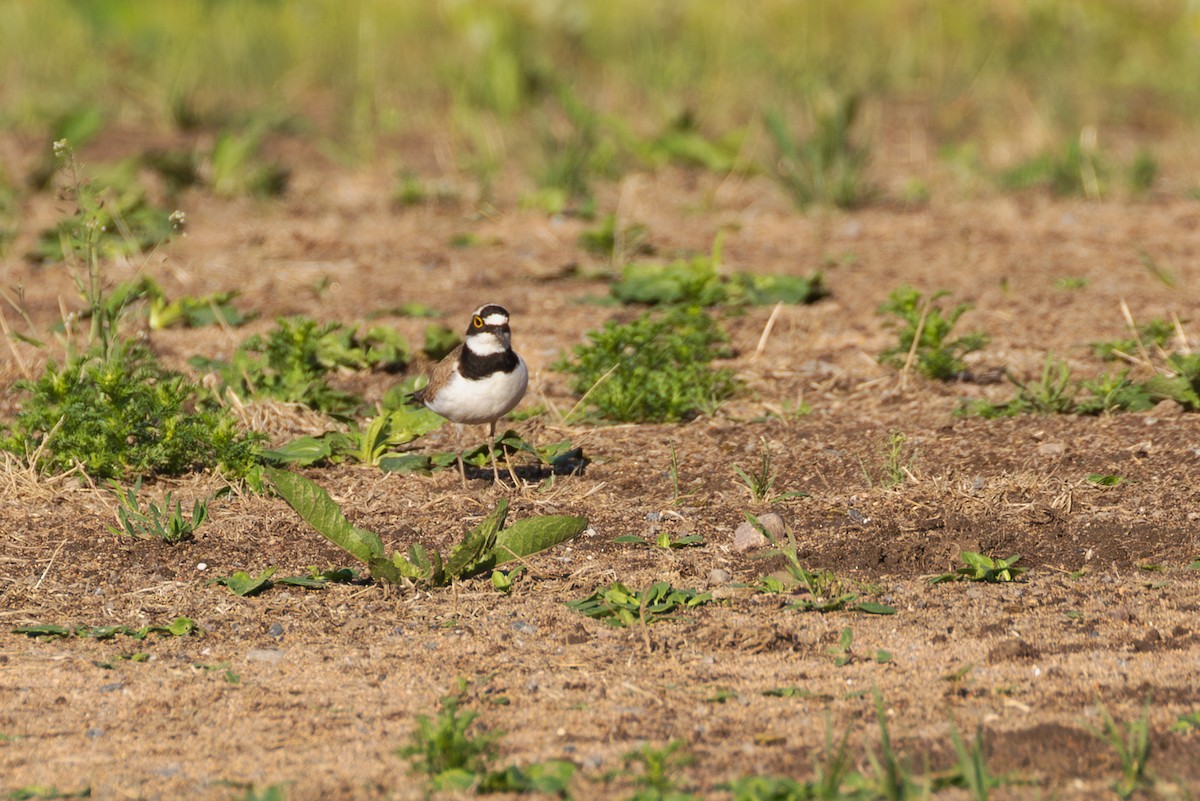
[274,575,328,588]
[367,555,407,584]
[213,568,277,597]
[164,617,201,636]
[258,434,333,465]
[378,453,436,473]
[265,467,385,562]
[852,602,897,615]
[12,624,72,638]
[444,501,508,578]
[382,405,446,443]
[493,514,588,566]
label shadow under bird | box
[410,303,528,483]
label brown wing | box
[410,344,463,406]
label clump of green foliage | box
[2,141,260,483]
[266,468,586,586]
[579,212,652,265]
[878,287,988,380]
[611,236,828,307]
[566,581,714,627]
[1088,702,1153,800]
[108,478,209,544]
[929,552,1028,584]
[554,306,738,422]
[963,353,1200,418]
[765,92,872,209]
[398,680,575,795]
[2,343,259,481]
[143,122,290,198]
[635,111,747,173]
[999,136,1107,198]
[1091,317,1176,361]
[191,317,408,415]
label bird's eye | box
[472,315,484,328]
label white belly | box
[425,358,529,424]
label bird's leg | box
[455,423,467,487]
[488,420,501,484]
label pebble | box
[708,568,732,585]
[267,622,285,639]
[1036,442,1066,457]
[245,648,285,663]
[732,512,785,552]
[511,621,537,635]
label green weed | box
[579,212,652,265]
[962,354,1182,418]
[230,785,287,801]
[2,786,91,800]
[611,236,827,308]
[878,431,914,487]
[266,468,586,586]
[191,317,409,415]
[732,438,807,504]
[614,532,705,550]
[1,343,260,481]
[211,567,358,597]
[31,149,176,266]
[530,86,617,213]
[565,581,714,627]
[636,112,747,174]
[1000,135,1107,199]
[929,552,1027,584]
[100,276,253,330]
[398,680,574,795]
[1091,317,1176,362]
[877,287,988,381]
[422,323,460,360]
[745,513,894,615]
[1170,712,1200,734]
[611,740,697,800]
[14,617,201,640]
[398,681,501,791]
[1087,701,1153,799]
[946,722,1003,801]
[765,92,871,209]
[555,305,737,423]
[107,478,209,544]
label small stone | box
[511,621,537,635]
[708,568,732,585]
[245,648,285,663]
[1036,442,1066,457]
[86,728,104,739]
[1153,399,1184,417]
[99,682,123,693]
[267,622,284,639]
[732,512,786,552]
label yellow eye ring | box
[472,315,484,328]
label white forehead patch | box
[483,312,508,326]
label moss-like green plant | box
[2,343,259,481]
[554,306,738,422]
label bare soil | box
[3,135,1200,800]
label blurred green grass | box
[1,0,1198,193]
[5,1,1198,131]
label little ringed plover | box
[411,303,528,483]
